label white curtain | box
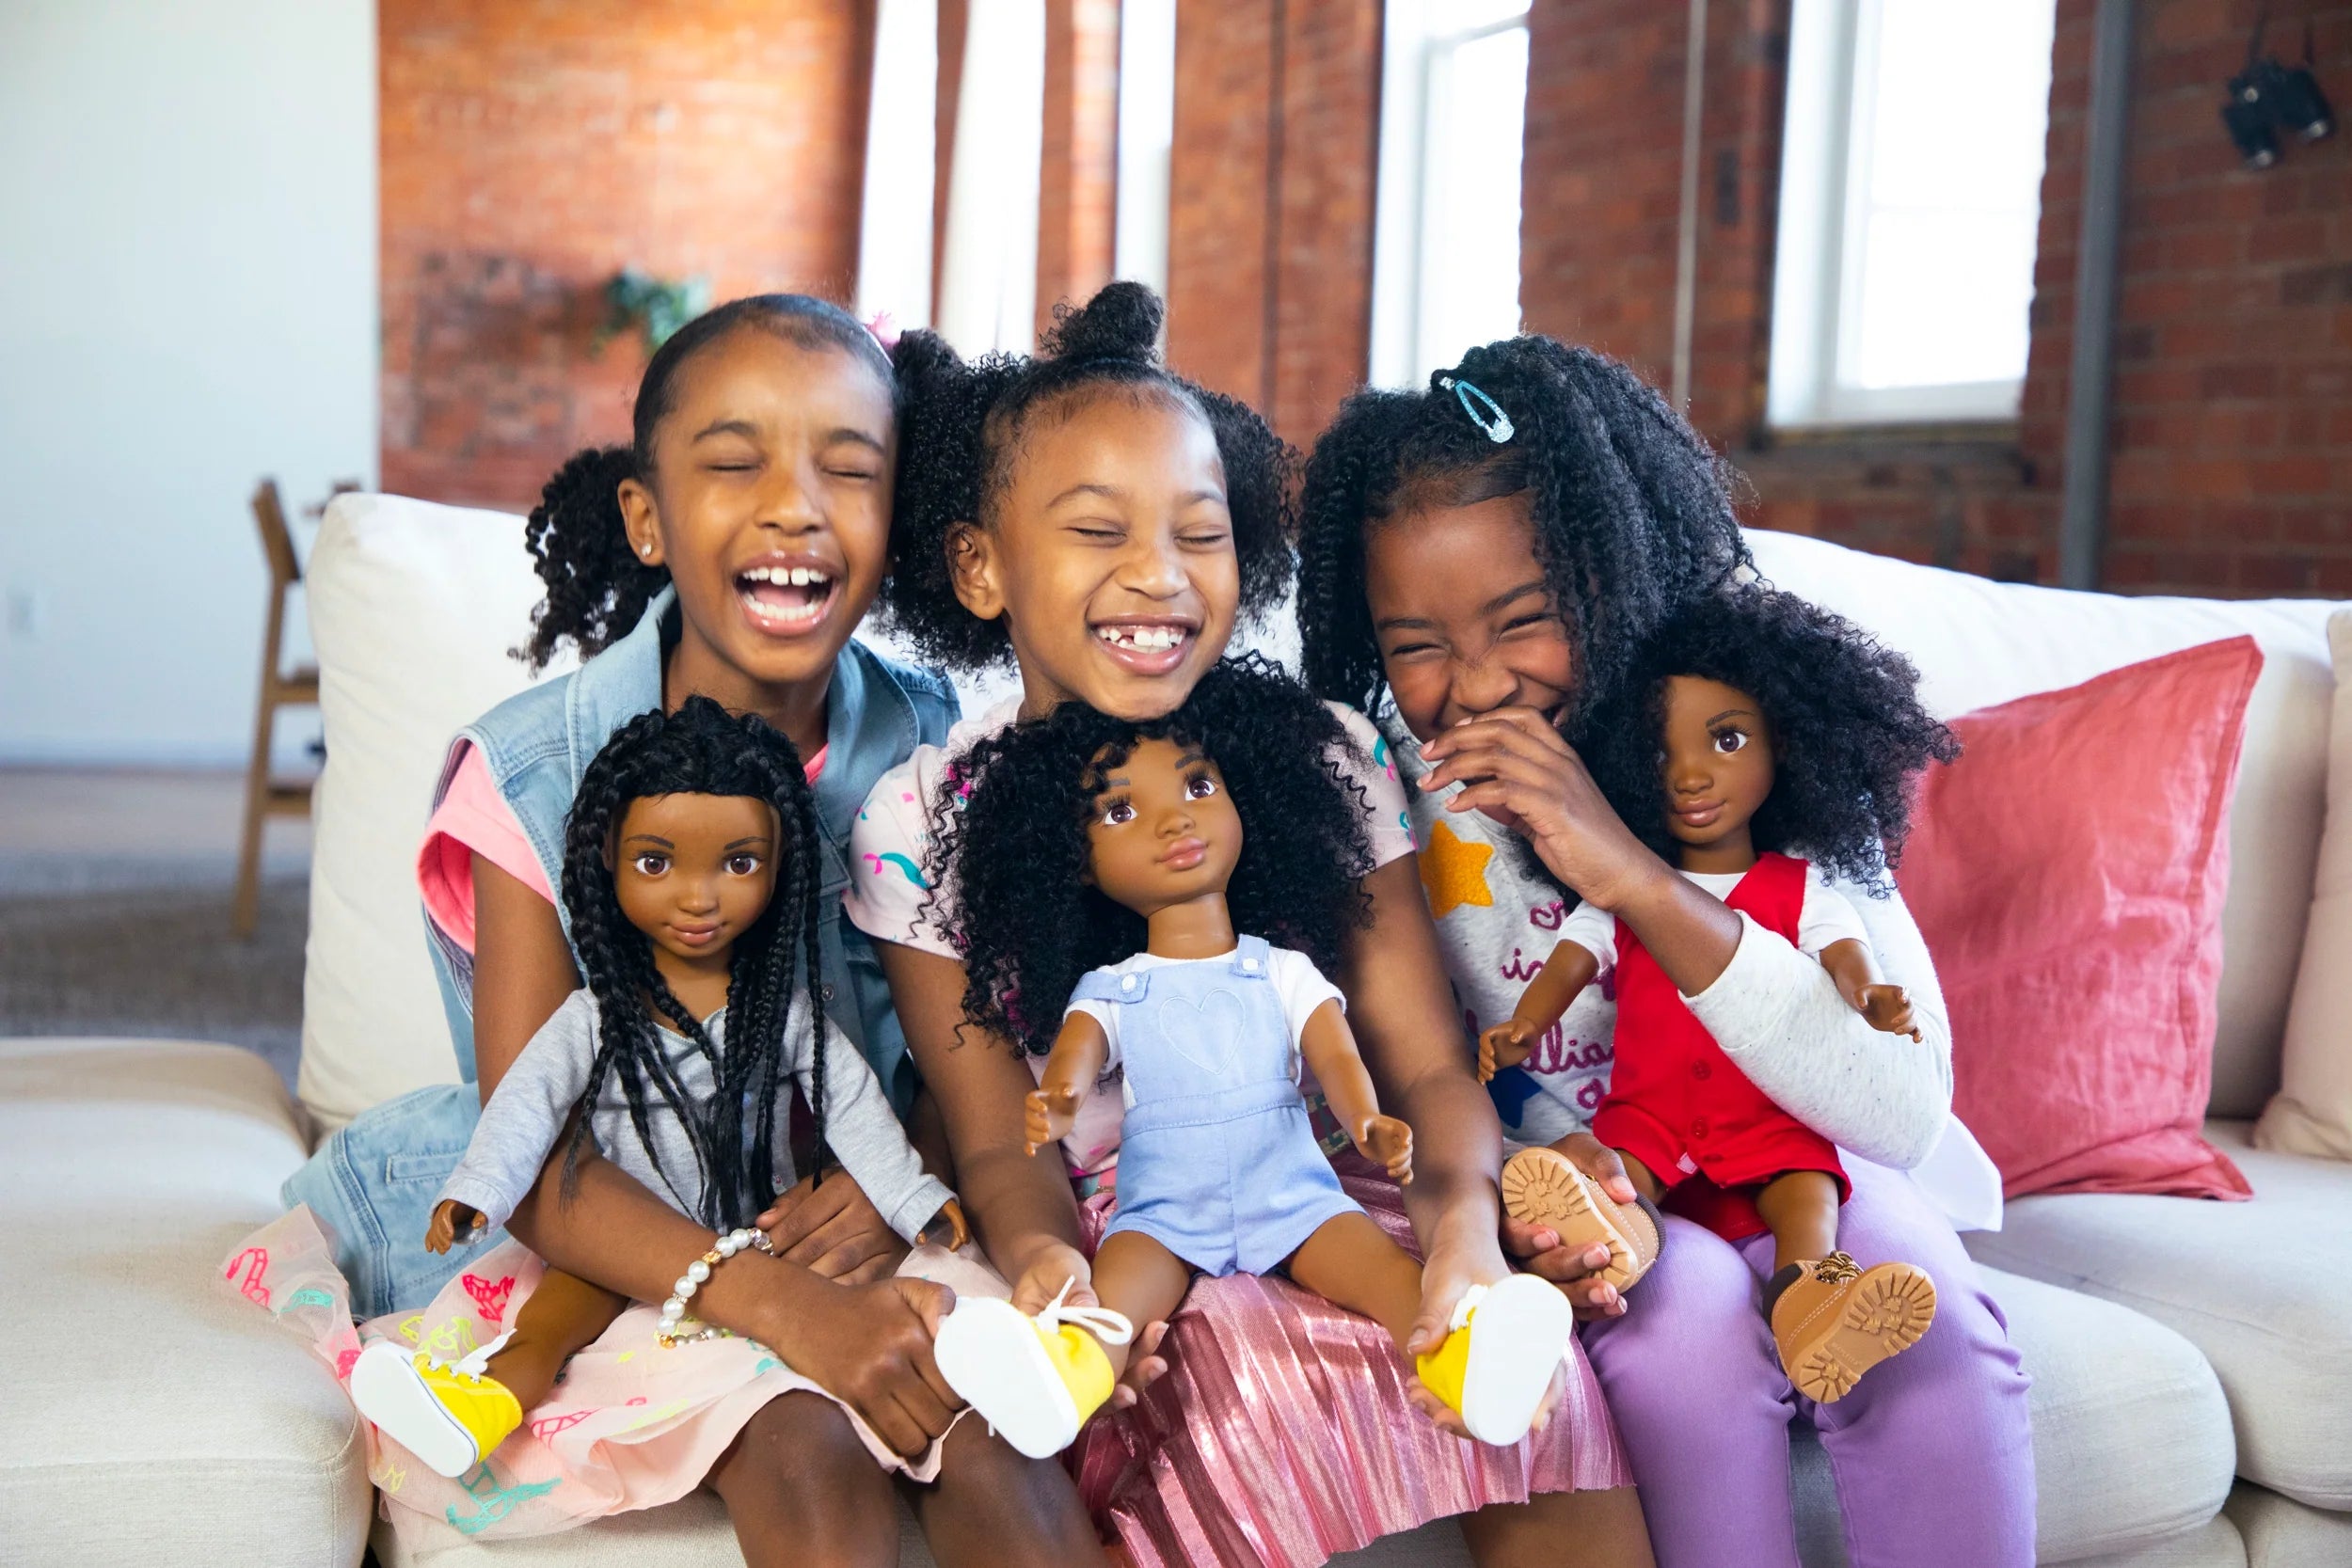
[935,0,1046,356]
[856,0,938,329]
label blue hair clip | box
[1438,375,1514,444]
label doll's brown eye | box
[1102,800,1136,826]
[725,853,760,876]
[632,853,669,877]
[1184,774,1217,800]
[1714,730,1746,754]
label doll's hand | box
[926,1197,972,1252]
[423,1200,484,1256]
[1354,1115,1415,1184]
[1499,1133,1638,1321]
[1855,983,1921,1041]
[757,1172,912,1285]
[1023,1085,1080,1157]
[1010,1243,1170,1409]
[1416,707,1662,913]
[1478,1021,1535,1083]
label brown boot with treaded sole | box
[1499,1146,1663,1291]
[1767,1252,1937,1403]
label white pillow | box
[1745,529,2338,1118]
[298,495,569,1130]
[2259,608,2352,1159]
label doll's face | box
[611,792,780,963]
[1658,675,1775,857]
[949,393,1240,721]
[1362,491,1579,742]
[1084,736,1244,916]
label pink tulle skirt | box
[1064,1156,1630,1568]
[225,1208,993,1555]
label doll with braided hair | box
[350,697,964,1481]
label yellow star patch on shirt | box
[1419,821,1495,918]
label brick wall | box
[1164,0,1381,445]
[379,0,874,511]
[1519,0,2352,594]
[1037,0,1121,337]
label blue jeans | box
[282,1082,496,1318]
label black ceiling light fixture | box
[2222,9,2335,169]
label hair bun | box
[1041,280,1164,364]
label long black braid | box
[519,293,896,671]
[926,655,1374,1055]
[557,695,833,1229]
[882,280,1296,673]
[1297,336,1752,719]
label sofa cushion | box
[2224,1481,2352,1568]
[0,1038,369,1567]
[2262,608,2352,1162]
[300,493,569,1131]
[1745,529,2338,1120]
[1967,1121,2352,1512]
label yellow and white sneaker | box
[1414,1275,1576,1446]
[349,1337,523,1479]
[932,1279,1133,1459]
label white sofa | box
[3,496,2348,1568]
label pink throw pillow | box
[1897,638,2261,1201]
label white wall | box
[0,0,377,767]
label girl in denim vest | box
[264,295,1110,1566]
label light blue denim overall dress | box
[1081,936,1363,1277]
[281,589,957,1316]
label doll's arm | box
[1300,999,1413,1184]
[433,992,599,1240]
[1025,1011,1111,1158]
[1818,938,1921,1042]
[1479,941,1601,1082]
[802,1016,964,1245]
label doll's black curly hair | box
[927,655,1374,1055]
[1575,586,1960,894]
[558,695,832,1228]
[882,281,1295,671]
[519,294,895,671]
[1297,335,1751,718]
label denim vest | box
[282,589,958,1317]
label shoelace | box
[1812,1253,1863,1286]
[1444,1282,1493,1334]
[421,1330,514,1384]
[1039,1277,1135,1347]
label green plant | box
[595,267,712,355]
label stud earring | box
[639,544,653,557]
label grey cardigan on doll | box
[439,988,956,1244]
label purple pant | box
[1580,1161,2036,1568]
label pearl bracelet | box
[658,1227,775,1349]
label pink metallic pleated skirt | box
[1067,1155,1631,1568]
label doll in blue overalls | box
[923,658,1576,1458]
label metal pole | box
[1671,0,1709,410]
[2058,0,2135,590]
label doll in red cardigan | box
[1481,585,1960,1402]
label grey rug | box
[0,871,305,1089]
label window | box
[935,0,1046,356]
[1114,0,1177,298]
[1370,0,1531,388]
[856,0,939,329]
[1767,0,2057,428]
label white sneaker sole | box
[349,1341,483,1479]
[932,1297,1081,1460]
[1458,1275,1576,1446]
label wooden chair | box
[232,479,323,938]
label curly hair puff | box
[558,695,833,1228]
[520,294,895,671]
[927,655,1374,1055]
[1575,587,1960,895]
[882,281,1295,672]
[1296,336,1751,718]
